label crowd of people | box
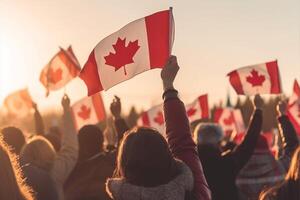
[0,56,299,200]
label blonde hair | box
[0,137,34,200]
[21,136,56,171]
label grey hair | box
[193,123,224,145]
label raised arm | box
[50,94,79,184]
[162,56,211,200]
[33,102,45,135]
[110,96,129,146]
[276,100,299,167]
[229,95,263,173]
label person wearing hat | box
[236,100,299,200]
[193,95,263,200]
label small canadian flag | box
[137,104,165,135]
[3,89,33,118]
[80,9,174,96]
[185,94,209,123]
[227,60,281,95]
[137,94,209,135]
[287,80,300,135]
[40,46,81,96]
[214,108,245,137]
[71,93,106,130]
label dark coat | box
[198,109,263,200]
[64,151,116,200]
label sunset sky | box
[1,0,299,113]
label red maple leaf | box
[104,37,140,75]
[187,107,197,117]
[154,111,164,126]
[48,68,63,84]
[246,69,266,87]
[77,105,91,120]
[223,113,235,126]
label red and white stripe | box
[287,79,300,135]
[227,60,281,95]
[185,94,209,122]
[3,89,33,118]
[40,47,80,95]
[137,104,165,135]
[80,9,174,96]
[214,108,245,137]
[71,93,106,130]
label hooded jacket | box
[106,160,193,200]
[236,115,299,200]
[111,90,211,200]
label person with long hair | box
[20,94,78,200]
[0,137,34,200]
[259,146,300,200]
[106,56,211,200]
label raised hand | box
[110,96,121,119]
[253,94,263,110]
[61,94,70,109]
[161,55,180,91]
[276,100,288,116]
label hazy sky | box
[1,0,299,113]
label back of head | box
[20,136,56,172]
[115,127,177,187]
[0,137,33,200]
[194,123,224,146]
[46,126,62,152]
[1,126,26,155]
[78,125,104,161]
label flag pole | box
[169,7,174,56]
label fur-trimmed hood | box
[106,160,194,200]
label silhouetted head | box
[115,127,177,187]
[254,135,270,153]
[0,137,34,200]
[194,123,224,147]
[78,125,104,161]
[1,126,26,155]
[20,136,56,171]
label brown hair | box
[0,137,34,200]
[21,136,56,171]
[114,127,178,187]
[259,146,300,200]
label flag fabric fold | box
[80,9,174,96]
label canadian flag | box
[227,60,281,95]
[214,108,245,138]
[40,47,81,96]
[3,89,33,118]
[287,80,300,135]
[80,9,174,96]
[71,93,106,130]
[185,94,209,123]
[137,105,165,135]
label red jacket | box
[164,95,211,200]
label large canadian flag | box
[3,89,33,118]
[214,108,245,137]
[40,47,81,96]
[71,93,106,130]
[185,94,209,123]
[287,80,300,135]
[80,9,174,96]
[137,105,165,135]
[227,60,281,95]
